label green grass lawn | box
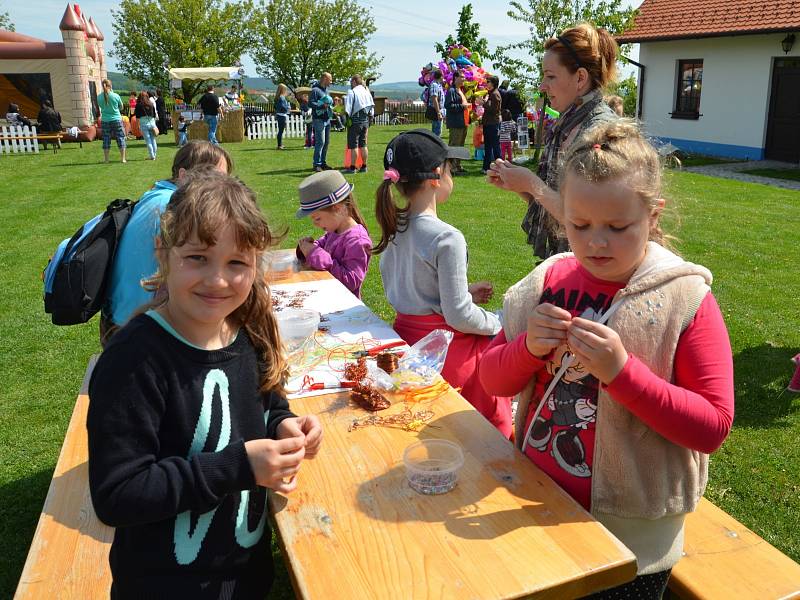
[673,154,744,167]
[1,127,799,598]
[740,168,800,182]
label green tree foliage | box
[0,3,14,31]
[493,0,637,89]
[251,0,382,89]
[110,0,257,101]
[434,4,490,61]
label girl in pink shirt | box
[296,171,371,297]
[480,121,734,599]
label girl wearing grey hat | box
[295,170,372,297]
[373,130,512,438]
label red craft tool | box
[308,381,356,391]
[351,340,407,358]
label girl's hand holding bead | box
[525,303,572,358]
[298,238,315,257]
[566,317,628,385]
[245,436,306,494]
[277,415,323,458]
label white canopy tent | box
[168,66,243,89]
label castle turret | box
[89,17,107,81]
[59,3,92,126]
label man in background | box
[343,74,375,173]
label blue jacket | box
[274,95,290,116]
[106,180,177,325]
[309,83,332,122]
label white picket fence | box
[0,125,40,154]
[247,115,306,140]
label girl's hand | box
[245,437,306,494]
[567,318,628,385]
[277,415,323,458]
[526,303,572,358]
[298,237,315,257]
[487,159,544,196]
[468,281,493,304]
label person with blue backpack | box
[100,141,232,344]
[309,72,334,172]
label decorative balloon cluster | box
[418,44,493,124]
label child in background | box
[479,120,734,598]
[177,115,189,146]
[299,93,313,148]
[296,170,372,297]
[472,120,484,161]
[89,172,323,599]
[128,92,137,117]
[375,129,511,437]
[789,354,800,393]
[499,109,516,162]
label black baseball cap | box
[383,129,471,181]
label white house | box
[618,0,800,161]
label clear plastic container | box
[276,308,320,350]
[403,439,464,495]
[267,252,296,281]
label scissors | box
[351,340,407,358]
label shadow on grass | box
[732,344,800,429]
[241,146,306,152]
[0,467,54,598]
[257,168,311,178]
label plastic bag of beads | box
[391,329,454,390]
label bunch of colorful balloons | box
[526,93,561,138]
[418,44,494,123]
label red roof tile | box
[617,0,800,43]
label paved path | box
[684,160,800,191]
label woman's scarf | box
[522,90,613,259]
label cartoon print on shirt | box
[526,305,605,478]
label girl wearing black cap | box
[373,129,512,438]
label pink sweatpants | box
[501,141,513,161]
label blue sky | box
[4,0,640,84]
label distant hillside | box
[370,81,424,101]
[108,71,421,100]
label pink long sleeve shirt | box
[302,224,372,297]
[479,258,734,510]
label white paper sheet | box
[271,278,406,399]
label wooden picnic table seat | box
[0,132,63,154]
[668,497,800,599]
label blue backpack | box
[43,198,137,325]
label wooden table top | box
[269,263,637,599]
[15,260,637,600]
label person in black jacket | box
[155,88,168,135]
[37,100,62,133]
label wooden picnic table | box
[15,263,637,599]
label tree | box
[0,3,14,31]
[434,4,490,61]
[493,0,637,90]
[250,0,382,89]
[110,0,257,102]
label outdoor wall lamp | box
[781,33,795,54]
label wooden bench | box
[0,132,63,154]
[669,497,800,599]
